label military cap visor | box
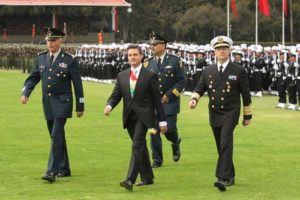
[44,27,65,41]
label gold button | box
[48,93,51,96]
[48,76,51,80]
[48,85,51,88]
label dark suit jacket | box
[193,62,252,127]
[107,67,166,128]
[145,53,185,115]
[22,50,84,120]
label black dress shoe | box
[214,179,226,191]
[172,138,181,162]
[136,180,154,186]
[151,162,162,168]
[225,178,235,186]
[41,172,56,183]
[120,179,133,191]
[57,171,71,177]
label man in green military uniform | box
[189,36,252,192]
[20,27,84,183]
[145,32,185,168]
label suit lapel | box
[215,62,233,88]
[133,66,145,98]
[123,69,131,97]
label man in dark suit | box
[145,32,185,168]
[104,44,167,191]
[20,28,84,183]
[189,36,252,192]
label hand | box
[159,126,168,134]
[104,105,112,116]
[161,95,169,104]
[20,95,28,104]
[189,99,197,109]
[242,119,251,126]
[77,112,84,118]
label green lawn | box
[0,70,299,200]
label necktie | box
[50,54,54,66]
[130,70,138,97]
[157,58,162,70]
[219,65,223,75]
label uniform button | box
[160,92,163,94]
[211,97,214,100]
[159,78,161,81]
[221,105,224,109]
[212,89,215,92]
[211,105,215,108]
[221,97,224,100]
[48,76,51,80]
[49,68,52,71]
[48,85,51,88]
[159,85,162,88]
[222,89,225,93]
[48,93,51,96]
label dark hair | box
[127,44,142,55]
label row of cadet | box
[75,43,300,111]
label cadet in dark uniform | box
[145,32,185,168]
[20,28,84,183]
[189,36,252,192]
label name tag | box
[228,75,237,80]
[59,62,67,68]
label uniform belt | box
[254,69,259,72]
[196,69,203,71]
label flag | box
[283,0,288,17]
[259,0,270,17]
[63,22,67,35]
[111,7,118,32]
[32,24,36,38]
[231,0,238,17]
[3,28,8,41]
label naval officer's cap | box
[210,36,233,49]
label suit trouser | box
[46,118,68,174]
[126,112,153,183]
[151,114,179,164]
[212,124,236,180]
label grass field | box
[0,70,299,200]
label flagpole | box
[255,0,258,45]
[282,0,285,46]
[227,0,230,37]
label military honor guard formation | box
[19,27,297,192]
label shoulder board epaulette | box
[64,52,75,58]
[168,53,180,59]
[143,59,149,68]
[37,51,47,56]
